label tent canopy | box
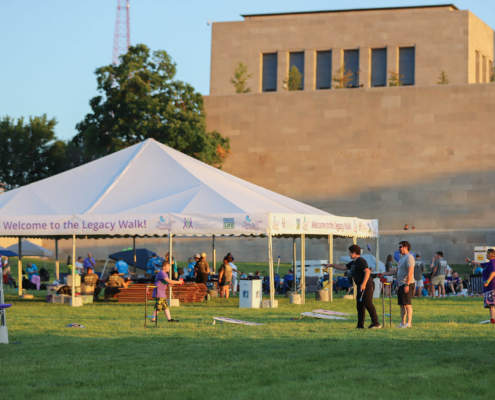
[338,254,386,273]
[0,247,18,257]
[108,248,154,271]
[0,139,378,239]
[6,240,53,257]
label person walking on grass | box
[151,261,183,323]
[429,251,447,298]
[414,253,425,298]
[379,241,415,328]
[218,256,233,299]
[323,244,381,329]
[466,249,495,324]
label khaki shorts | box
[431,275,445,286]
[155,297,169,311]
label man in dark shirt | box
[104,269,129,301]
[82,266,102,302]
[323,244,381,329]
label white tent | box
[0,139,379,306]
[338,254,386,273]
[7,240,53,257]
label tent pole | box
[353,236,357,300]
[328,234,333,302]
[71,234,76,307]
[375,236,380,272]
[133,236,137,274]
[55,237,59,280]
[169,233,173,303]
[268,234,275,306]
[293,237,296,293]
[212,235,216,273]
[301,234,305,304]
[17,238,22,297]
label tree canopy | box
[74,44,230,167]
[0,115,68,190]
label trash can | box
[239,279,262,308]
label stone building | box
[203,4,495,262]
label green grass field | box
[2,281,494,400]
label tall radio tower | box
[112,0,131,65]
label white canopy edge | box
[0,213,378,238]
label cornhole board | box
[213,317,264,326]
[313,309,354,316]
[297,312,348,321]
[479,320,492,324]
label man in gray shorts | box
[430,251,447,298]
[414,254,425,298]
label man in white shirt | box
[75,257,84,275]
[227,253,238,295]
[380,241,415,328]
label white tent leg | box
[71,234,76,307]
[17,238,22,297]
[169,233,173,303]
[375,236,380,272]
[212,235,216,273]
[268,234,275,306]
[352,236,357,299]
[329,234,333,302]
[293,238,297,293]
[301,234,305,304]
[133,236,137,274]
[55,238,59,280]
[101,259,109,277]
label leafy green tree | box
[0,115,67,190]
[230,62,252,93]
[438,71,449,84]
[388,71,404,87]
[284,66,303,91]
[74,44,230,167]
[332,64,354,89]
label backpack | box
[57,285,72,295]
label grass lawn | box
[1,284,494,400]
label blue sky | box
[0,0,493,140]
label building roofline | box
[241,4,459,18]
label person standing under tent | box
[75,257,84,275]
[83,253,96,274]
[218,256,233,299]
[165,253,178,280]
[430,251,448,298]
[323,244,381,329]
[115,258,130,277]
[380,241,415,328]
[195,253,210,285]
[414,254,425,298]
[227,253,238,295]
[151,262,183,323]
[466,250,495,323]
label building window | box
[343,49,359,87]
[262,53,277,92]
[475,51,480,83]
[371,48,387,87]
[316,51,332,90]
[289,52,304,90]
[399,47,415,86]
[483,55,487,83]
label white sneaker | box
[396,323,404,328]
[400,323,412,329]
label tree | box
[438,70,449,84]
[283,66,303,91]
[389,71,404,87]
[0,115,67,190]
[230,62,252,93]
[332,64,354,89]
[74,44,230,167]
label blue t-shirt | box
[27,264,38,279]
[481,260,495,293]
[475,266,483,274]
[187,262,195,276]
[115,260,129,274]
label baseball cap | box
[195,254,200,258]
[201,252,206,258]
[416,253,421,257]
[152,253,157,257]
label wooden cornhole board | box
[313,309,354,316]
[213,317,264,326]
[299,312,348,321]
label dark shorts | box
[155,297,169,311]
[398,283,415,305]
[219,281,231,287]
[105,287,121,295]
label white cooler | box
[239,279,262,308]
